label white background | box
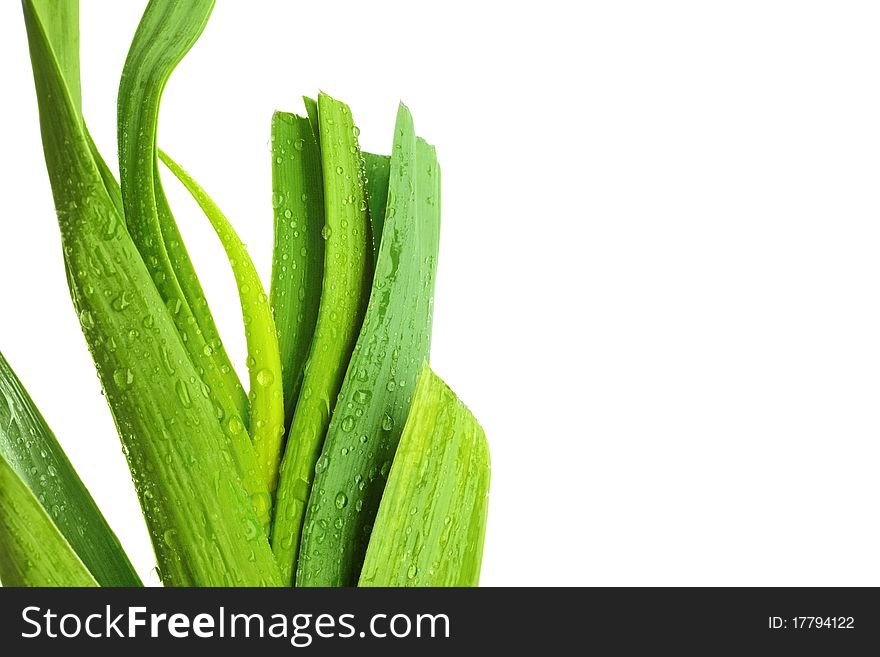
[2,1,880,586]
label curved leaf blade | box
[359,367,490,587]
[117,0,250,435]
[116,0,269,525]
[159,150,285,500]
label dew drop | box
[251,492,271,518]
[113,368,134,389]
[79,309,95,329]
[225,417,243,437]
[243,518,259,541]
[175,380,192,408]
[256,368,275,386]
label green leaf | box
[303,96,320,148]
[0,351,140,586]
[117,0,270,525]
[269,111,324,427]
[30,0,81,116]
[271,93,372,585]
[362,152,390,260]
[23,0,280,586]
[154,162,248,416]
[159,149,286,500]
[296,104,441,586]
[0,452,98,587]
[359,366,490,587]
[27,2,122,224]
[117,0,250,436]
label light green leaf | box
[159,150,285,501]
[297,104,441,586]
[359,366,490,587]
[0,351,140,586]
[30,0,81,116]
[23,0,280,586]
[28,1,122,224]
[272,93,372,585]
[0,452,98,587]
[117,0,269,524]
[269,111,324,428]
[117,0,250,436]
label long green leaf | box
[0,452,98,587]
[0,351,140,586]
[18,7,137,585]
[159,150,285,500]
[297,105,441,586]
[359,366,490,587]
[23,0,280,586]
[153,163,247,422]
[117,0,268,523]
[271,93,372,585]
[362,152,390,260]
[269,111,324,427]
[117,0,250,435]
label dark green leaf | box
[0,351,140,586]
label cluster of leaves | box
[0,0,489,587]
